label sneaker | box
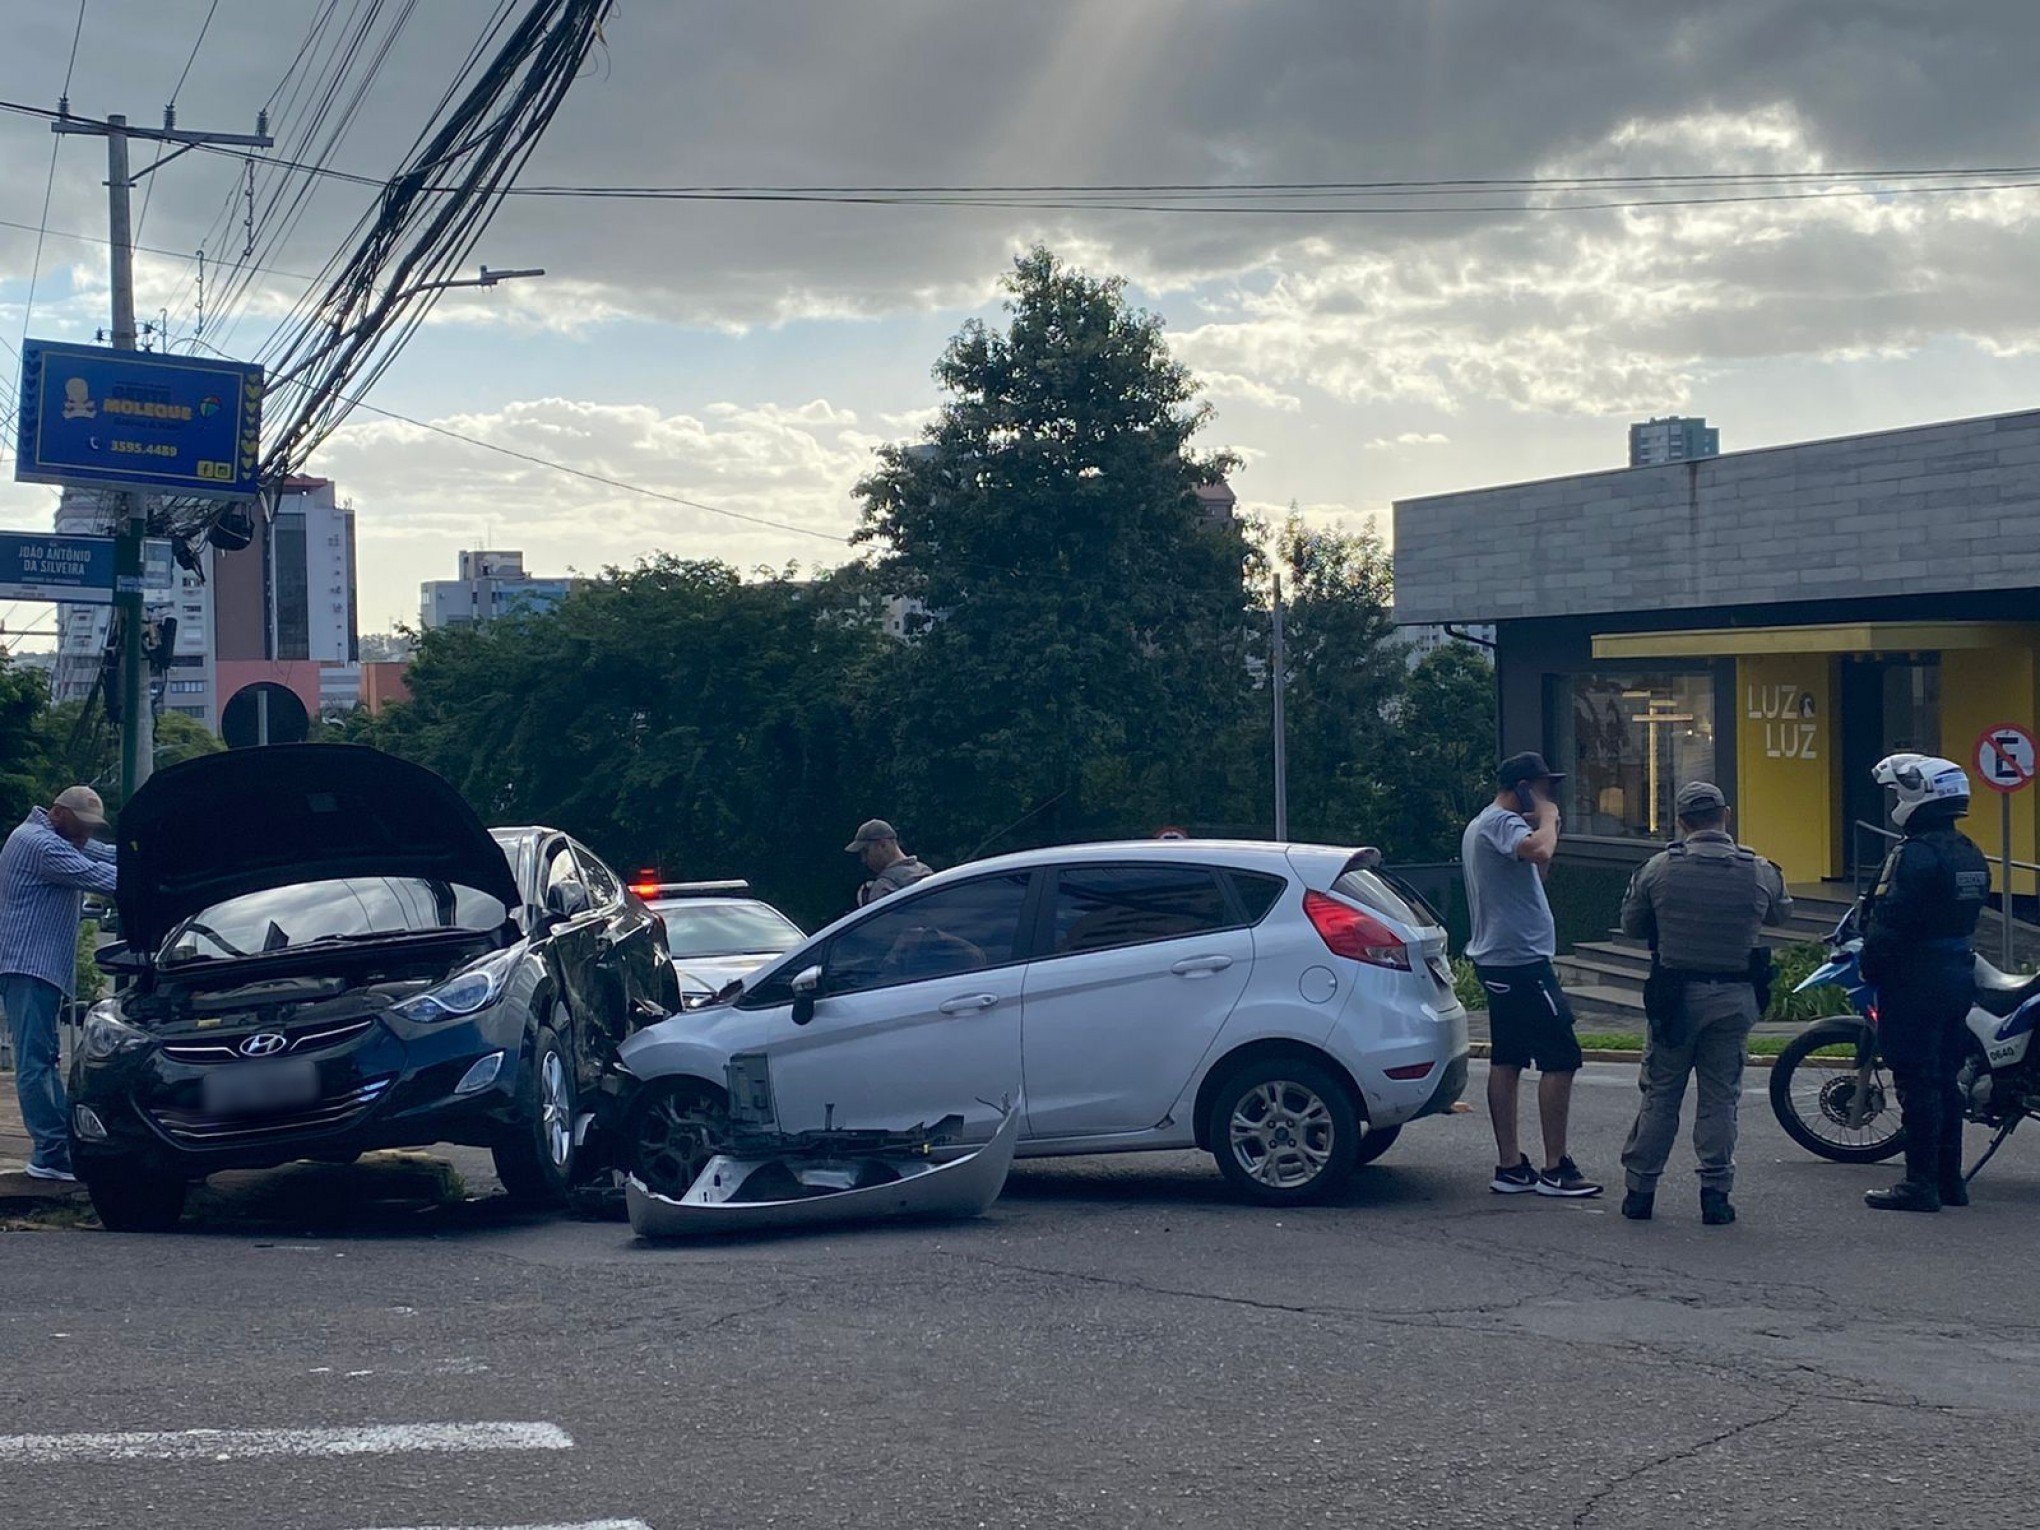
[1490,1156,1540,1194]
[1620,1190,1654,1221]
[1536,1157,1604,1198]
[23,1163,78,1183]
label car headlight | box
[390,954,515,1024]
[82,1003,150,1062]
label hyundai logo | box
[239,1032,289,1058]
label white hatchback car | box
[617,841,1468,1205]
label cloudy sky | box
[6,0,2040,641]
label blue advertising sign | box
[0,532,179,606]
[14,340,263,499]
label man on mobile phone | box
[1461,753,1602,1198]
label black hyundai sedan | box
[71,744,678,1231]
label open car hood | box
[116,744,520,955]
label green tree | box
[26,699,222,816]
[0,652,53,825]
[151,712,226,772]
[1266,516,1406,845]
[855,246,1254,859]
[1384,643,1498,860]
[367,559,894,927]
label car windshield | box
[162,877,510,964]
[660,902,803,959]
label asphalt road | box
[2,1059,2036,1530]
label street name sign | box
[0,531,177,605]
[13,339,263,499]
[1974,723,2037,795]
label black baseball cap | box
[1498,751,1566,788]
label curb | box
[1469,1041,1782,1069]
[0,1171,91,1208]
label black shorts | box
[1475,960,1584,1073]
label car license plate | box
[201,1060,321,1116]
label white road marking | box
[0,1421,574,1465]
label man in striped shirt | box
[0,787,118,1182]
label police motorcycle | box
[1768,904,2040,1179]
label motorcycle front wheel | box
[1769,1017,1907,1163]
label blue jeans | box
[2,974,70,1172]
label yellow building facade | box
[1394,407,2040,914]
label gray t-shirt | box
[1461,804,1555,966]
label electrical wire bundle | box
[158,0,614,553]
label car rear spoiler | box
[1338,848,1448,931]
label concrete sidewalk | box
[0,1071,90,1206]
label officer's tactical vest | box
[1654,838,1767,974]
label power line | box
[342,395,853,544]
[506,165,2040,195]
[167,0,222,109]
[13,3,89,359]
[324,395,1244,598]
[0,213,327,285]
[15,100,2040,212]
[474,178,2040,216]
[137,0,225,244]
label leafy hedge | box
[1454,941,1845,1027]
[1764,941,1846,1024]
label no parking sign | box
[1974,723,2037,795]
[1970,722,2035,968]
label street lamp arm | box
[394,264,546,300]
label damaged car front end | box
[70,745,585,1231]
[623,1052,1019,1238]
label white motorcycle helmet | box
[1872,753,1971,827]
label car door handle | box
[1171,955,1235,977]
[939,993,1000,1015]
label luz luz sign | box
[1746,683,1819,761]
[13,339,263,500]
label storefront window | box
[1550,673,1717,841]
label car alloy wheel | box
[493,1024,576,1206]
[1228,1078,1337,1191]
[540,1049,572,1170]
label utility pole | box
[1271,574,1289,841]
[53,107,272,801]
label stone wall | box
[1392,409,2040,624]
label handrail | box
[1850,817,2040,900]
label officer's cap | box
[1674,781,1729,817]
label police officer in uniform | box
[1617,782,1793,1225]
[1860,754,1992,1213]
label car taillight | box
[1303,889,1411,970]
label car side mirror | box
[790,963,823,1026]
[96,942,145,976]
[545,879,591,920]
